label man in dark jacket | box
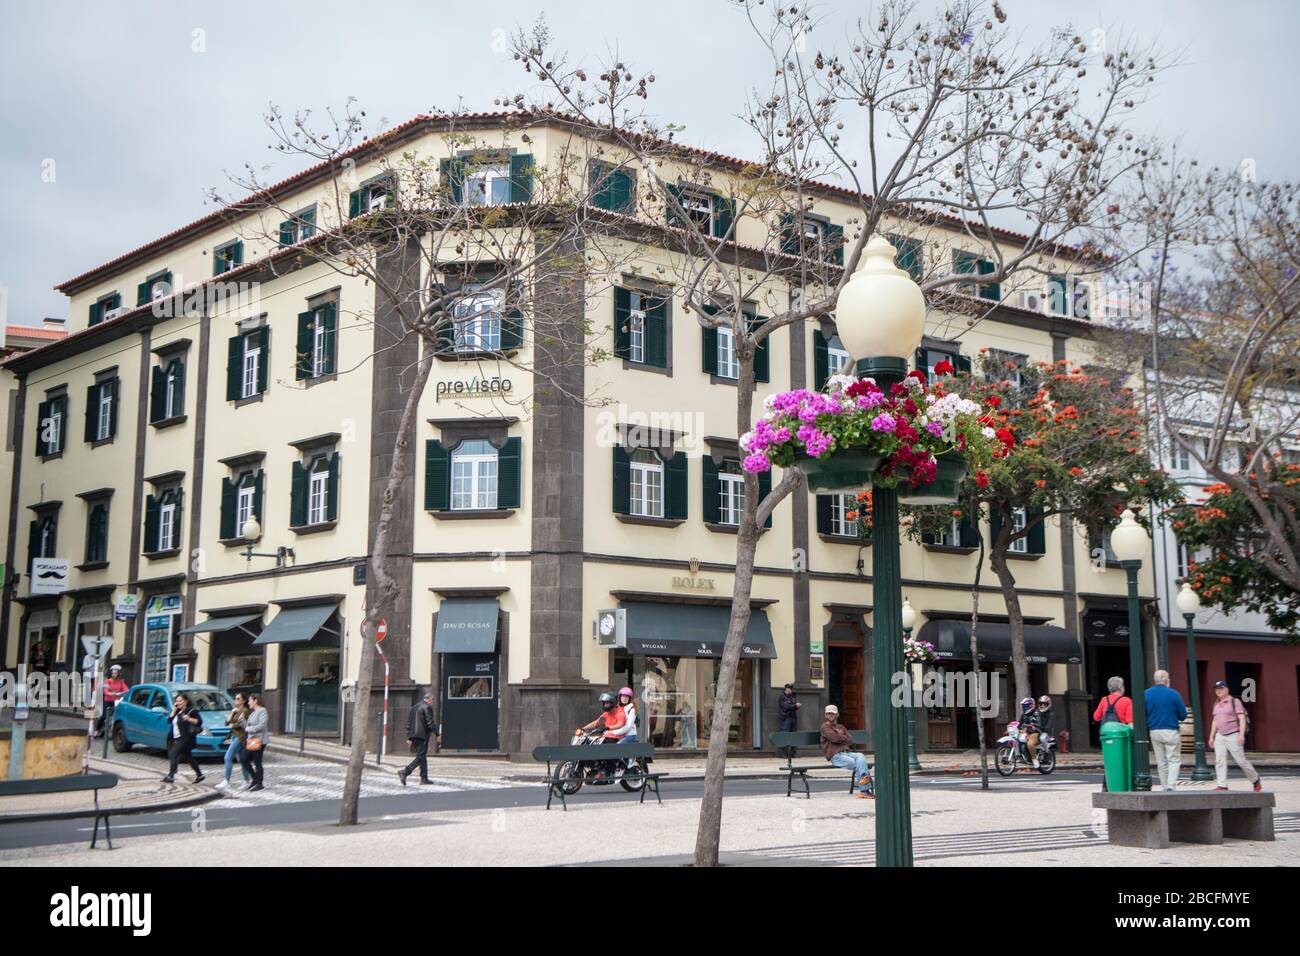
[778,684,801,732]
[399,689,438,786]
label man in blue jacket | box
[1145,669,1188,792]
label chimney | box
[42,316,66,331]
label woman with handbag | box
[239,693,269,792]
[219,692,251,790]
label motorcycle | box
[554,731,650,795]
[995,720,1057,776]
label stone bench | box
[1092,791,1275,849]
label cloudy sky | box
[2,0,1297,326]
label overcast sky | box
[2,0,1297,326]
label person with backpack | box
[1208,680,1262,792]
[399,688,438,786]
[1092,676,1133,726]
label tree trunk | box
[339,335,434,826]
[969,509,990,790]
[989,545,1030,710]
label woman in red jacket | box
[1092,676,1134,725]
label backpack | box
[1100,693,1122,724]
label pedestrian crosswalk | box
[211,762,505,809]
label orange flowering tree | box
[907,355,1182,705]
[1172,462,1300,637]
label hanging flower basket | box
[897,451,969,505]
[903,635,938,664]
[801,448,885,492]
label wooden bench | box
[532,742,666,811]
[769,730,872,798]
[0,772,120,848]
[1092,790,1275,848]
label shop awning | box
[179,614,261,637]
[916,619,1081,664]
[434,598,500,653]
[254,602,339,646]
[622,602,776,659]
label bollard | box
[298,700,308,753]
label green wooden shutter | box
[752,316,770,383]
[499,295,524,351]
[590,163,612,210]
[279,220,293,245]
[295,310,313,379]
[959,513,979,549]
[989,508,1004,547]
[143,495,160,553]
[55,397,67,453]
[614,168,634,212]
[613,287,632,359]
[713,195,735,241]
[702,455,720,524]
[27,520,38,569]
[89,301,101,325]
[1027,507,1046,555]
[914,347,928,381]
[497,438,522,509]
[226,334,242,401]
[220,478,237,540]
[977,258,1000,301]
[253,470,264,522]
[813,330,830,389]
[956,353,972,375]
[290,461,308,527]
[172,360,185,417]
[702,325,718,375]
[348,189,362,219]
[425,440,450,511]
[893,236,923,281]
[509,154,533,203]
[321,303,337,374]
[34,399,50,456]
[84,383,99,443]
[136,280,150,306]
[644,296,668,369]
[666,451,688,520]
[824,223,845,265]
[326,453,340,521]
[780,213,799,254]
[439,158,464,204]
[816,494,834,535]
[256,326,270,393]
[611,445,631,515]
[757,469,773,529]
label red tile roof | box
[6,325,69,341]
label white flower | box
[763,394,779,410]
[825,373,857,393]
[981,426,996,439]
[739,430,754,451]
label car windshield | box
[183,690,234,712]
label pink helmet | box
[618,686,634,699]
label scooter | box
[554,731,649,795]
[995,720,1057,776]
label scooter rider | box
[576,692,627,740]
[1033,695,1056,757]
[1018,697,1042,768]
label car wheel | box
[111,722,133,753]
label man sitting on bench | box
[822,705,873,799]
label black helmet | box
[599,692,615,710]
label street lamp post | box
[1175,582,1214,781]
[901,598,922,772]
[239,518,294,567]
[835,235,926,867]
[1109,508,1153,791]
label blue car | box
[111,682,234,756]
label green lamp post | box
[1175,581,1214,781]
[901,598,922,772]
[834,235,927,867]
[1109,508,1154,792]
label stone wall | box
[0,729,85,779]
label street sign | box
[30,558,69,595]
[376,619,388,643]
[114,594,138,621]
[80,635,113,659]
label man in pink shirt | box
[1208,680,1262,792]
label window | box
[136,271,173,307]
[164,363,182,418]
[85,503,109,564]
[985,348,1027,393]
[463,163,512,207]
[296,304,337,380]
[96,383,113,440]
[1176,541,1191,580]
[241,335,261,399]
[213,240,243,276]
[718,460,745,526]
[1008,508,1029,554]
[668,186,733,240]
[158,499,177,552]
[349,178,394,217]
[89,292,121,326]
[307,458,330,525]
[829,494,854,537]
[780,214,843,263]
[452,287,503,352]
[450,440,499,510]
[278,206,317,245]
[630,449,665,518]
[827,336,850,378]
[917,347,969,382]
[29,512,58,566]
[144,488,183,554]
[36,393,67,457]
[954,252,1000,301]
[614,287,668,369]
[220,469,263,540]
[150,358,185,423]
[889,235,924,281]
[936,516,963,547]
[716,326,739,379]
[1170,441,1192,473]
[237,481,257,531]
[590,162,635,213]
[442,154,532,205]
[683,189,715,233]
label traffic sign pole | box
[375,619,390,762]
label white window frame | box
[158,501,177,552]
[925,349,958,380]
[36,518,56,558]
[716,326,739,380]
[453,288,503,353]
[718,467,745,526]
[307,461,330,526]
[827,337,851,380]
[629,450,664,518]
[366,182,392,212]
[241,337,261,399]
[937,516,962,548]
[1175,542,1191,580]
[47,402,62,453]
[96,385,113,441]
[1170,442,1191,473]
[311,316,329,378]
[628,305,646,364]
[164,364,181,419]
[463,163,512,207]
[450,441,499,511]
[236,480,256,531]
[1008,508,1029,554]
[829,494,854,537]
[803,219,826,257]
[681,189,714,233]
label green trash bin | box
[1100,721,1133,792]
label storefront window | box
[635,656,754,750]
[217,654,264,697]
[25,609,60,672]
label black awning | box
[916,619,1081,664]
[434,598,500,653]
[622,601,775,659]
[179,613,261,637]
[254,603,339,646]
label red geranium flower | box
[933,359,955,376]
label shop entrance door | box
[441,653,499,750]
[828,645,866,731]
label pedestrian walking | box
[821,704,873,799]
[1144,669,1187,792]
[218,692,252,790]
[238,693,269,791]
[1092,676,1134,726]
[1208,680,1262,792]
[162,692,204,785]
[97,664,129,738]
[398,689,438,786]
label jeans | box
[403,736,430,781]
[1213,731,1259,787]
[224,737,249,784]
[1149,728,1182,790]
[239,744,266,787]
[167,737,201,779]
[830,751,871,784]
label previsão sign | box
[434,376,513,402]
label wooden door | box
[842,647,866,730]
